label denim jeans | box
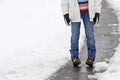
[70,13,96,58]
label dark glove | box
[64,14,70,26]
[93,13,100,25]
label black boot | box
[86,56,95,67]
[72,56,81,67]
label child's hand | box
[64,14,70,26]
[93,13,100,25]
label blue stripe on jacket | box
[77,0,88,3]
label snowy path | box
[47,1,119,80]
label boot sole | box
[73,61,81,67]
[86,62,93,67]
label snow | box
[0,0,85,80]
[94,39,120,80]
[88,75,97,80]
[94,62,108,73]
[92,0,120,80]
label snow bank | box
[0,0,85,80]
[93,0,120,80]
[94,62,108,73]
[94,39,120,80]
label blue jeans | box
[70,13,96,58]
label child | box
[61,0,102,67]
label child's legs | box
[82,13,96,58]
[70,22,81,57]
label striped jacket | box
[61,0,102,22]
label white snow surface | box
[94,62,108,73]
[0,0,85,80]
[94,0,120,80]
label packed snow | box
[0,0,85,80]
[94,62,108,73]
[88,75,97,80]
[93,40,120,80]
[91,0,120,80]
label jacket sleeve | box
[94,0,102,13]
[61,0,69,15]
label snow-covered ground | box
[0,0,85,80]
[90,0,120,80]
